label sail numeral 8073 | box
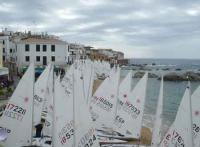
[6,104,26,115]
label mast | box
[188,80,194,147]
[114,67,121,120]
[31,63,35,145]
[72,64,76,147]
[52,64,55,147]
[86,62,93,104]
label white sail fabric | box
[113,71,132,133]
[33,64,51,126]
[151,77,164,147]
[113,73,148,138]
[53,76,74,147]
[159,84,193,147]
[90,68,120,129]
[191,85,200,147]
[42,65,54,137]
[73,66,100,147]
[0,64,34,147]
[82,61,95,104]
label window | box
[51,56,55,62]
[3,56,5,61]
[10,49,12,53]
[51,45,55,52]
[3,40,4,45]
[43,45,47,52]
[25,56,30,62]
[3,48,5,53]
[36,44,40,52]
[36,56,40,62]
[25,44,29,52]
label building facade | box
[68,43,87,64]
[16,37,69,71]
[0,41,2,67]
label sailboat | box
[41,64,54,139]
[113,71,132,133]
[191,84,200,147]
[33,64,52,126]
[73,64,100,147]
[0,64,34,147]
[151,76,163,147]
[82,60,95,104]
[113,73,148,139]
[159,83,193,147]
[89,67,120,129]
[53,75,74,147]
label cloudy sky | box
[0,0,200,58]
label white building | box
[0,41,2,67]
[15,37,69,71]
[68,43,87,64]
[0,40,9,83]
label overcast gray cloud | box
[0,0,200,58]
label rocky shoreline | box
[133,71,200,81]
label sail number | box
[3,103,26,121]
[193,123,200,139]
[91,96,113,112]
[78,128,97,147]
[114,115,125,128]
[59,120,74,145]
[118,100,140,119]
[0,126,11,134]
[79,134,96,147]
[34,95,43,103]
[60,129,74,145]
[6,103,26,115]
[163,130,185,147]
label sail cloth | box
[113,73,148,139]
[33,64,51,126]
[191,85,200,147]
[113,71,132,133]
[90,67,120,129]
[159,84,193,147]
[73,65,100,147]
[0,64,34,147]
[82,60,95,104]
[151,76,164,147]
[53,75,74,147]
[42,65,54,137]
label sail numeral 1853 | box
[61,129,74,145]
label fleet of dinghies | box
[0,60,199,147]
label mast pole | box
[72,64,76,147]
[52,64,55,147]
[114,67,120,118]
[187,77,194,147]
[31,63,35,145]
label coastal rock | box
[133,72,158,78]
[159,72,200,81]
[183,72,200,81]
[161,73,184,81]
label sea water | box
[122,58,200,134]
